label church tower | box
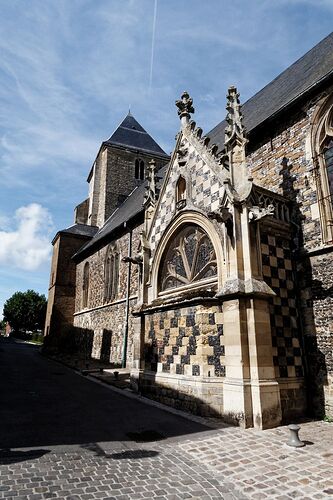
[85,113,170,228]
[45,112,169,338]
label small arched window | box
[176,176,186,201]
[83,262,90,309]
[135,159,145,180]
[104,244,120,302]
[158,224,217,293]
[176,176,187,209]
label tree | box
[3,290,47,333]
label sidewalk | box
[169,420,333,499]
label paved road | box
[0,338,241,499]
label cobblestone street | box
[1,420,333,499]
[1,339,332,500]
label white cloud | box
[0,204,53,271]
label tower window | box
[135,159,145,180]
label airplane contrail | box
[149,0,158,92]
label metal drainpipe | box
[122,227,132,368]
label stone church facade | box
[45,33,333,429]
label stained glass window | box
[159,224,217,292]
[323,137,333,203]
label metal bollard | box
[287,424,305,447]
[113,371,119,380]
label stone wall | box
[74,224,142,366]
[45,233,92,337]
[247,88,333,418]
[138,302,225,416]
[299,251,333,417]
[91,145,168,228]
[260,227,307,419]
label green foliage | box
[323,415,333,423]
[0,319,5,331]
[3,290,47,333]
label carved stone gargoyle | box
[248,204,275,222]
[207,206,232,224]
[122,255,143,266]
[177,142,188,167]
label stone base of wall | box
[132,369,224,418]
[132,370,309,426]
[278,378,307,421]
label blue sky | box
[0,0,333,318]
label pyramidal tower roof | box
[105,112,169,157]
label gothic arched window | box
[158,224,217,293]
[322,137,333,201]
[83,262,90,308]
[313,99,333,243]
[104,244,120,302]
[176,176,187,210]
[135,159,145,180]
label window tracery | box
[313,99,333,243]
[159,224,217,292]
[104,244,119,302]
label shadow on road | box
[0,337,211,452]
[0,448,50,464]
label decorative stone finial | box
[176,91,194,128]
[224,86,247,152]
[223,86,251,200]
[144,159,158,208]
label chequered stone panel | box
[261,233,303,378]
[144,305,225,377]
[150,139,224,253]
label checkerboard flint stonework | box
[150,140,225,254]
[144,305,225,378]
[261,232,303,379]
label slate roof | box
[73,165,168,260]
[208,31,333,149]
[105,112,169,157]
[73,185,146,259]
[53,224,98,245]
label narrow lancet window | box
[135,159,145,180]
[104,245,120,302]
[83,262,90,308]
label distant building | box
[45,33,333,428]
[5,322,12,337]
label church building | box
[45,32,333,429]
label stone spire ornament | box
[176,91,194,128]
[224,86,247,151]
[143,159,158,208]
[224,86,251,199]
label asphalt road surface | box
[0,337,209,449]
